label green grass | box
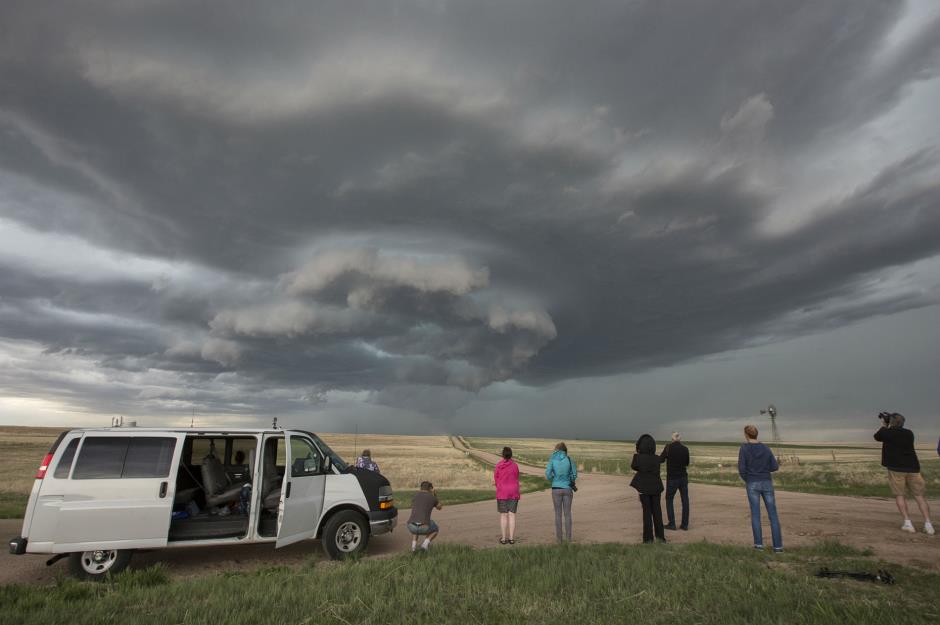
[395,474,546,509]
[2,542,937,624]
[0,492,28,519]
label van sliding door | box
[53,433,186,552]
[275,431,327,548]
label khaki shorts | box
[887,471,927,497]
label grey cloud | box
[0,1,938,423]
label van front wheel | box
[321,510,369,560]
[68,549,133,581]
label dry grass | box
[318,434,496,491]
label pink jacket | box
[494,459,520,500]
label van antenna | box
[272,417,278,429]
[354,423,359,458]
[191,407,195,428]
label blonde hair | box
[744,425,759,440]
[671,431,681,442]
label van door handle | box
[159,482,168,498]
[285,482,292,498]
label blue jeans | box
[665,477,689,529]
[746,480,782,550]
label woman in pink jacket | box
[494,446,521,544]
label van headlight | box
[378,485,394,510]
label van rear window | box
[53,438,80,479]
[72,437,178,479]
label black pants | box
[665,477,690,529]
[639,493,665,542]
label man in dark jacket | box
[874,412,933,535]
[660,431,691,530]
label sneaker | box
[773,547,784,553]
[925,522,935,536]
[754,545,764,550]
[901,520,916,533]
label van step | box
[168,515,249,541]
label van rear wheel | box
[68,549,133,581]
[322,510,369,560]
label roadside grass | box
[2,541,938,625]
[466,437,940,498]
[0,492,29,519]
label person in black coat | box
[660,431,691,530]
[630,434,666,543]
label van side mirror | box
[321,455,332,473]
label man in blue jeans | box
[738,424,783,552]
[660,431,690,530]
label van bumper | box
[369,508,398,535]
[8,536,27,555]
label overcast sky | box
[1,1,938,442]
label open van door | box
[275,431,328,548]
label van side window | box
[190,438,217,464]
[123,438,177,478]
[53,438,80,479]
[72,437,130,479]
[290,437,323,477]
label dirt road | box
[2,440,937,585]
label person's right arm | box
[874,427,888,442]
[738,446,747,481]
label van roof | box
[65,427,304,435]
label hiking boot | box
[901,520,916,533]
[925,522,935,536]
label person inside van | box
[407,481,442,552]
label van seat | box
[201,454,245,507]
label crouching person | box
[407,481,443,552]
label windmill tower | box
[760,404,781,449]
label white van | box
[8,427,397,580]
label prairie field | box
[465,437,940,497]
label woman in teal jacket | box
[545,442,577,542]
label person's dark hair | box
[555,442,568,453]
[636,434,656,455]
[234,450,245,465]
[420,481,433,491]
[361,448,371,457]
[502,446,512,460]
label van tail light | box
[36,453,54,479]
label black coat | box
[630,453,664,494]
[874,427,920,472]
[659,442,690,479]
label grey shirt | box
[407,491,439,525]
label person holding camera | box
[874,412,934,535]
[738,424,783,552]
[406,481,443,551]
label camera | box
[878,411,893,425]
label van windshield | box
[307,433,348,471]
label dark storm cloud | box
[0,0,938,420]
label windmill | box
[759,404,781,450]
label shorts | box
[887,471,927,497]
[497,499,519,513]
[407,520,439,535]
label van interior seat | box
[201,453,245,508]
[261,442,282,511]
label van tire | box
[68,549,133,581]
[321,510,370,560]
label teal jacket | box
[545,451,577,489]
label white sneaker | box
[925,522,935,536]
[900,520,915,533]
